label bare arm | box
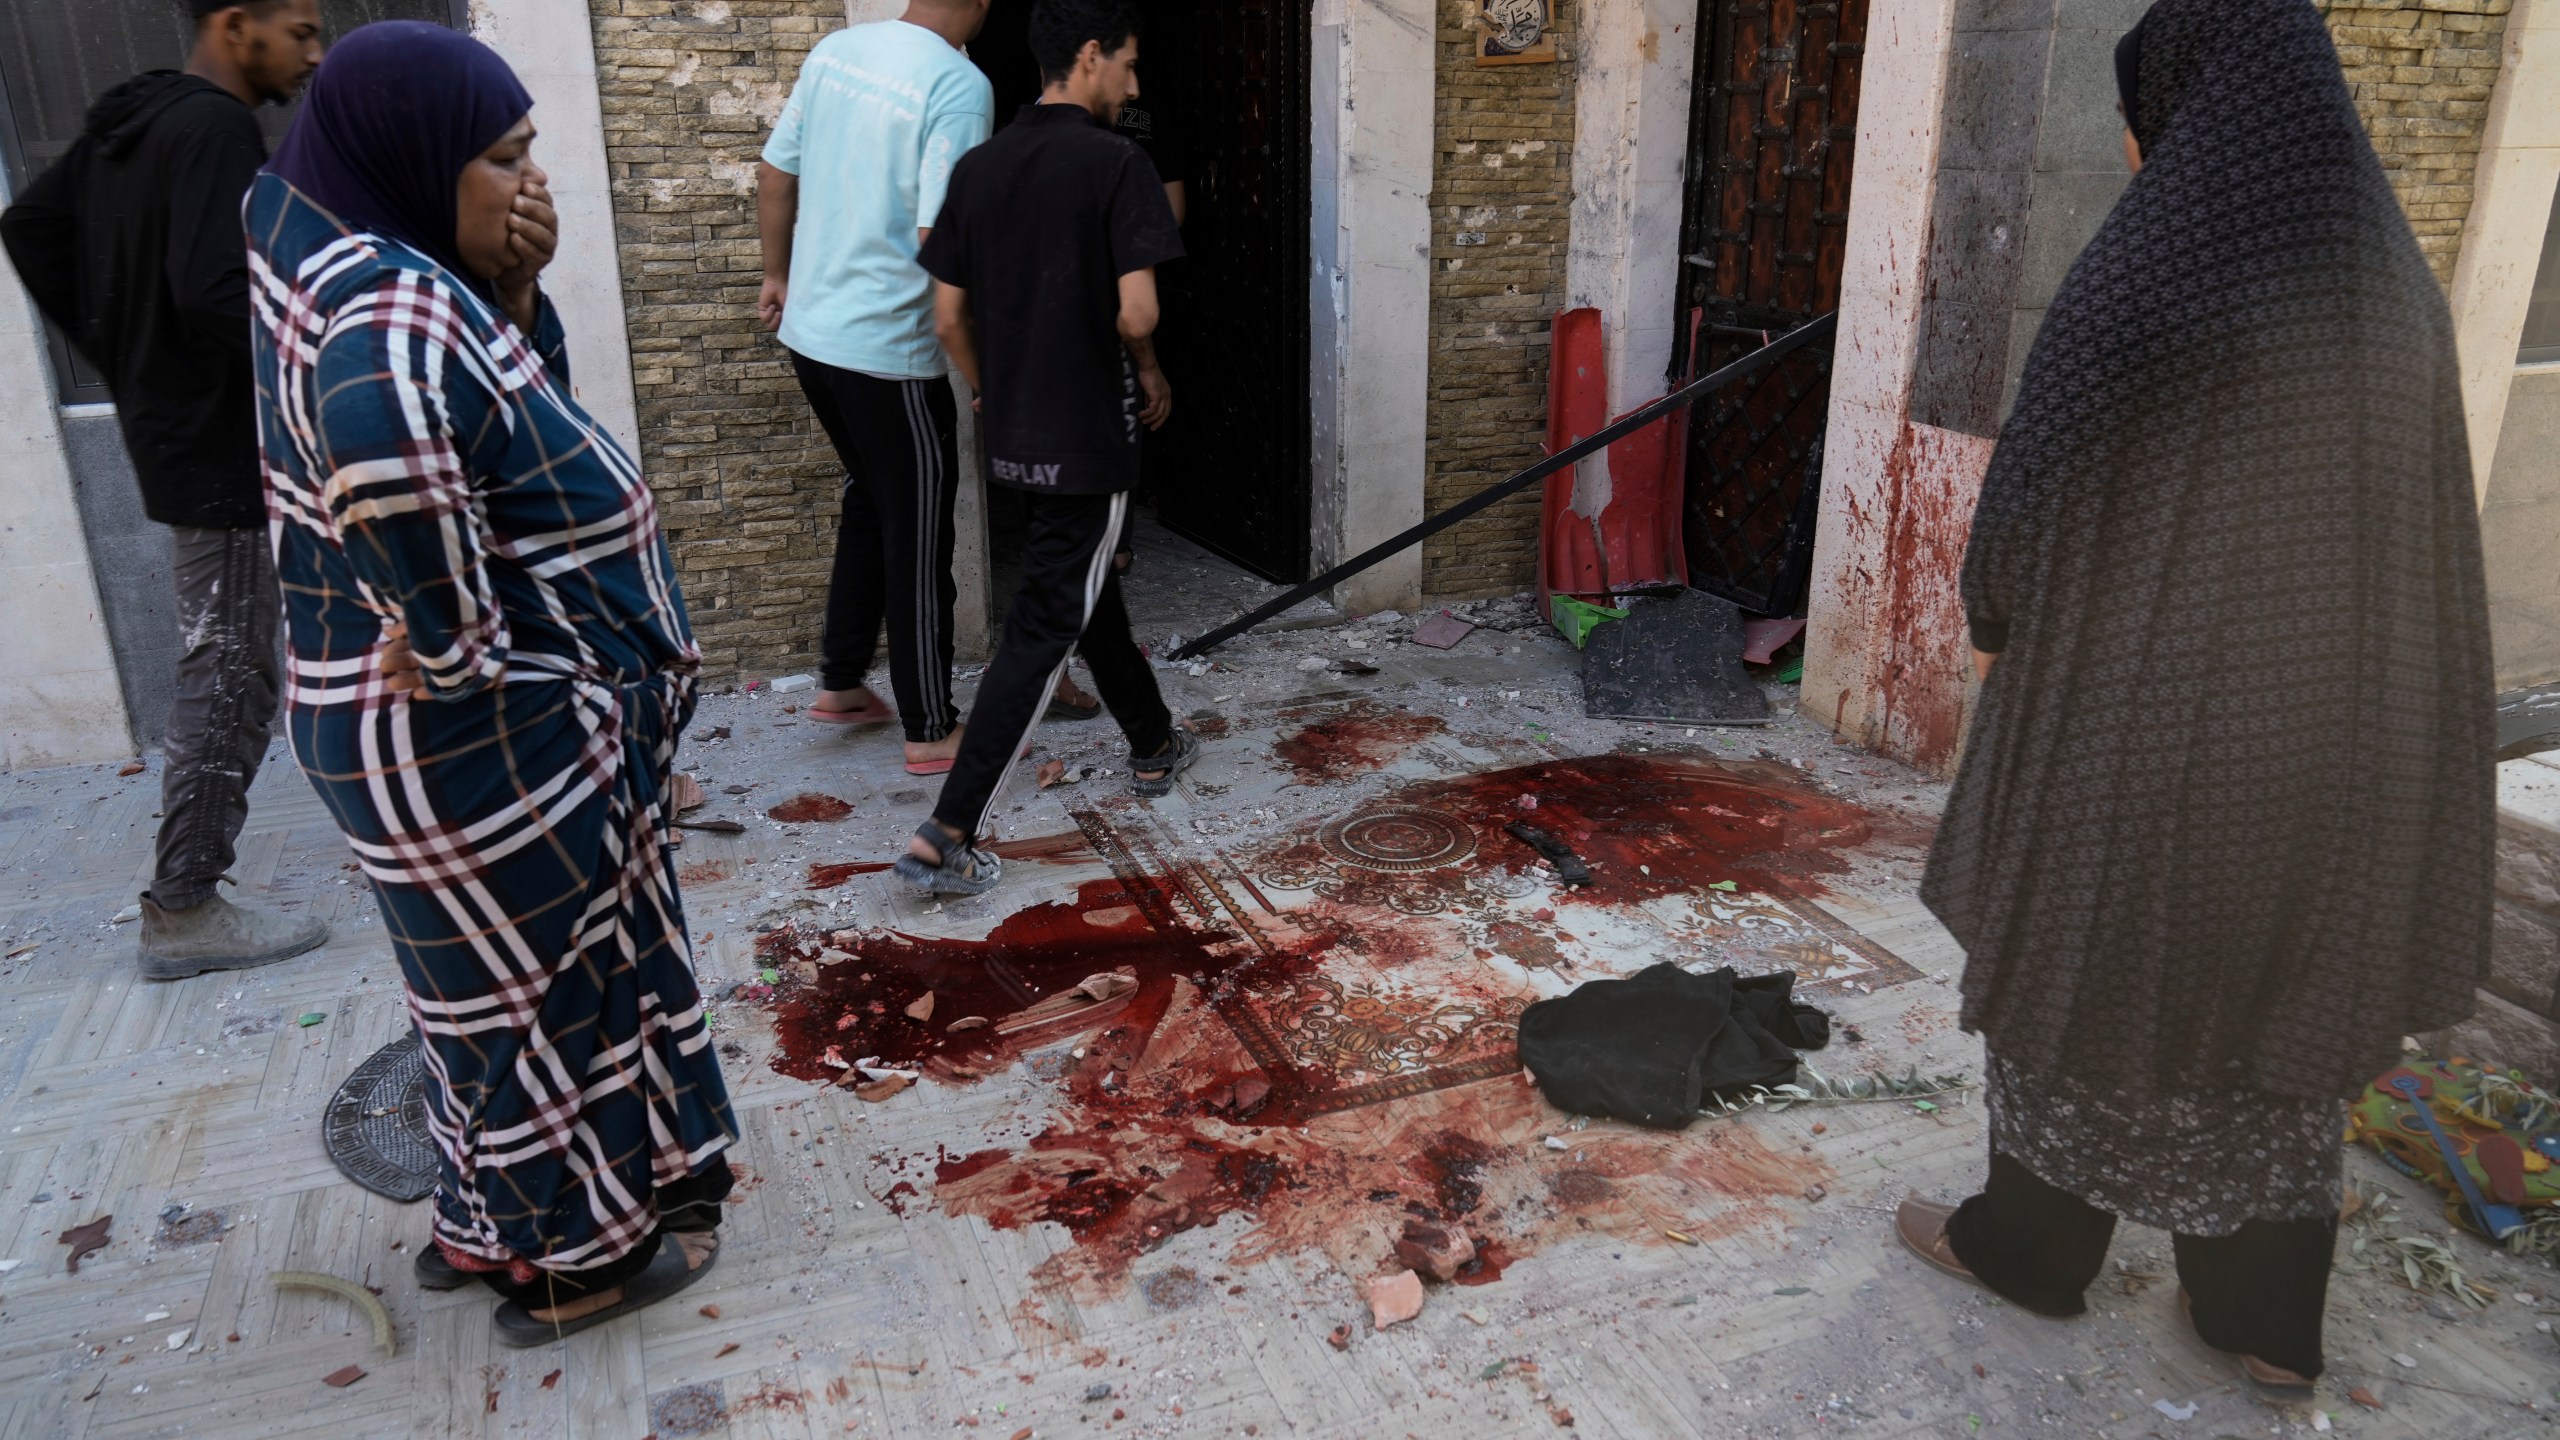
[1163,180,1186,228]
[1118,268,1170,429]
[757,161,798,331]
[934,281,981,394]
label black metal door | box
[1146,0,1312,583]
[1672,0,1866,616]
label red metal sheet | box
[1539,308,1690,621]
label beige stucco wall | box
[2485,367,2560,687]
[0,270,135,768]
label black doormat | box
[323,1033,439,1203]
[1582,588,1772,726]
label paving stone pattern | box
[0,558,2553,1437]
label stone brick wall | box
[1420,1,1577,601]
[588,0,841,681]
[2324,0,2513,285]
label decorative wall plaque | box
[1475,0,1558,66]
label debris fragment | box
[2348,1387,2384,1410]
[271,1271,397,1355]
[322,1364,366,1388]
[676,818,746,834]
[1036,759,1069,788]
[1325,1323,1352,1351]
[1083,1383,1112,1402]
[1504,823,1593,887]
[854,1075,913,1103]
[111,905,142,924]
[297,1012,328,1027]
[1393,1220,1476,1282]
[699,1304,721,1319]
[2391,1352,2416,1369]
[993,971,1138,1035]
[541,1369,561,1389]
[58,1216,111,1272]
[772,674,815,694]
[1663,1229,1698,1246]
[165,1329,190,1349]
[2151,1398,2196,1420]
[716,1341,740,1358]
[1411,613,1476,650]
[948,1016,989,1033]
[118,761,146,777]
[1369,1270,1425,1329]
[670,773,706,812]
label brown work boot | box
[1895,1197,1984,1289]
[137,891,329,981]
[2180,1290,2315,1399]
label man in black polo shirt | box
[897,0,1191,896]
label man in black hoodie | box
[1,0,327,979]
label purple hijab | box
[265,22,533,290]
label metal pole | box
[1168,311,1838,661]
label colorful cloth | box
[248,172,736,1275]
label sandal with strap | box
[892,823,1005,897]
[1130,729,1199,800]
[490,1231,720,1348]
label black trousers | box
[1945,1152,2337,1378]
[790,352,959,743]
[933,491,1173,838]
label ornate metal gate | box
[1146,0,1313,583]
[1672,0,1867,616]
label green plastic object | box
[1776,656,1805,683]
[1549,595,1630,649]
[296,1012,327,1028]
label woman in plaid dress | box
[248,24,737,1344]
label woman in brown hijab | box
[1895,0,2494,1396]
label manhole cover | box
[1317,806,1478,873]
[322,1033,439,1203]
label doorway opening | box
[969,0,1316,619]
[1671,0,1868,619]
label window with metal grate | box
[0,0,467,403]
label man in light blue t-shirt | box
[757,0,1017,774]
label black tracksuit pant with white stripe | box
[791,353,960,742]
[934,490,1173,839]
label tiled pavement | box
[0,545,2553,1439]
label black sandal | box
[891,822,1005,897]
[491,1232,720,1348]
[414,1245,471,1291]
[1130,729,1199,799]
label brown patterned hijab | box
[1923,0,2494,1102]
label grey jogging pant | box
[150,525,282,911]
